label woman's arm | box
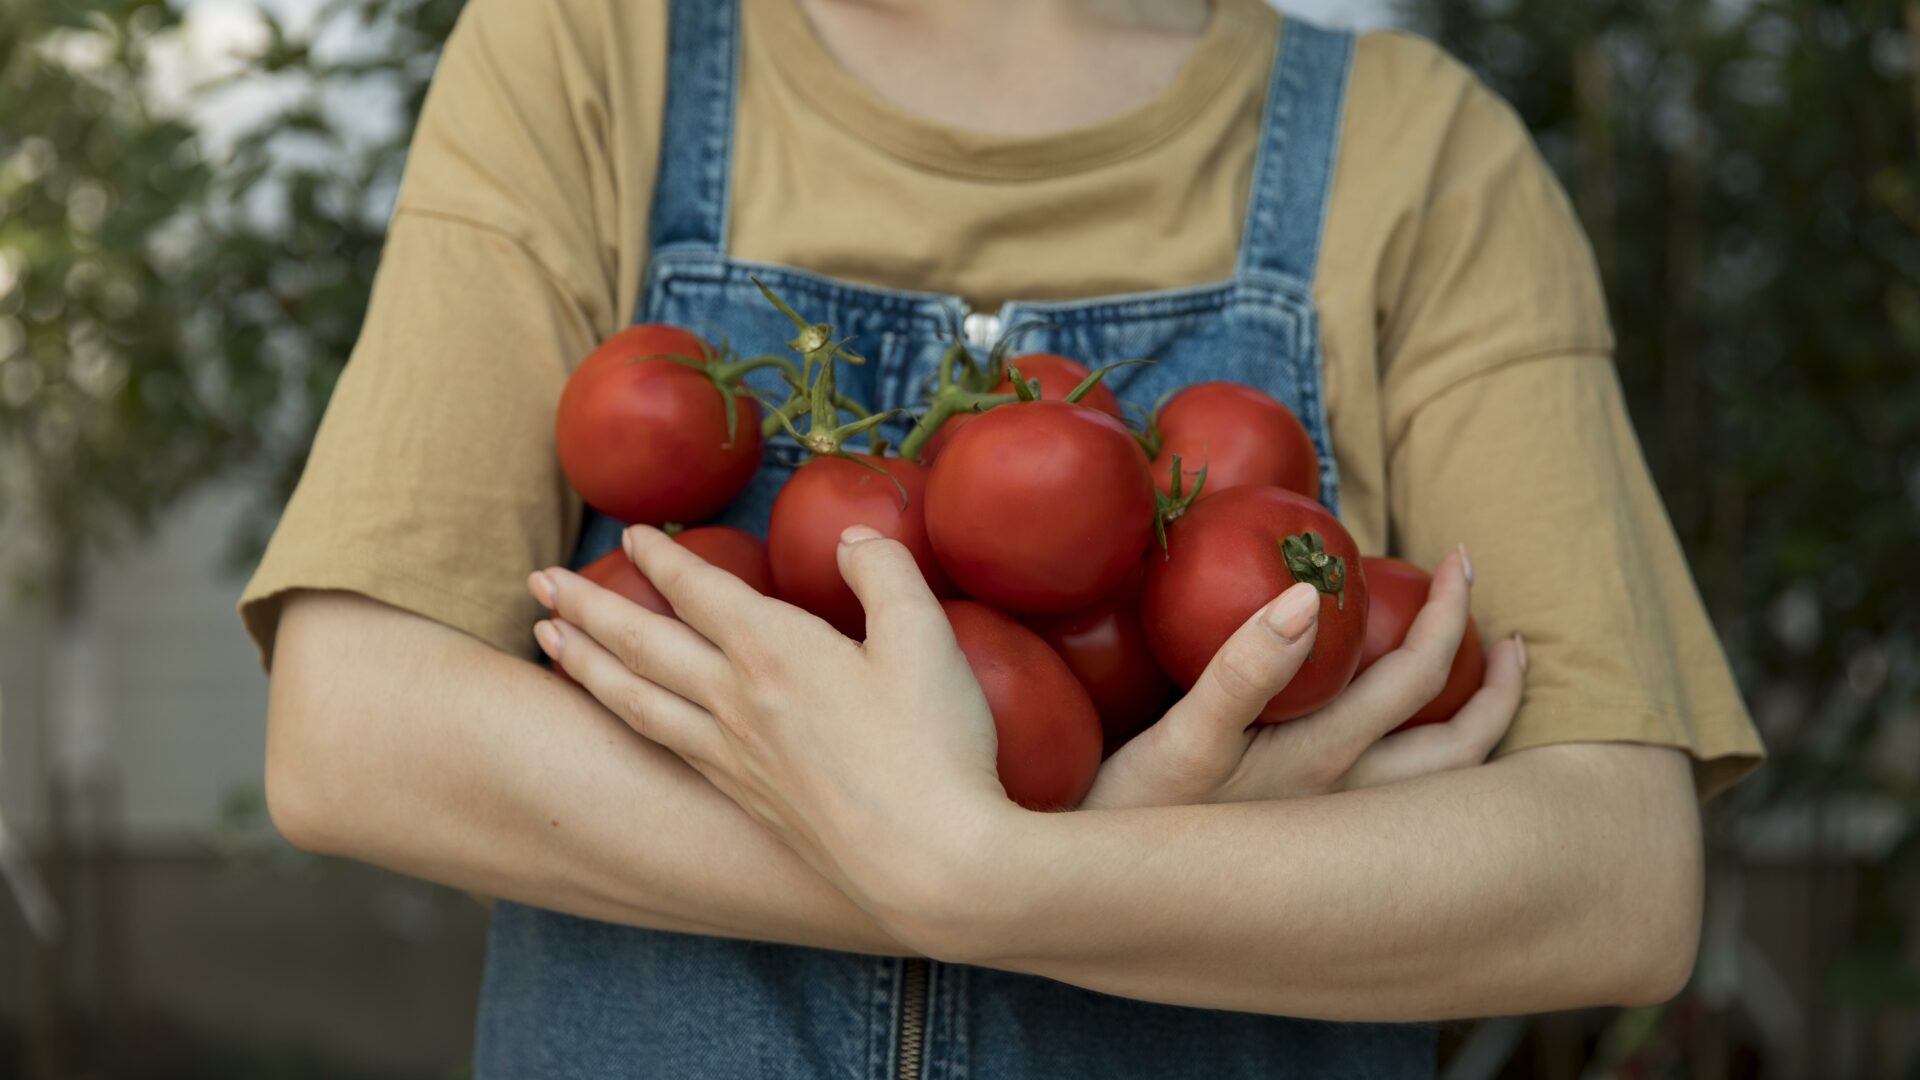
[266,555,1511,958]
[265,590,906,955]
[911,741,1700,1021]
[534,526,1702,1022]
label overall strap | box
[1235,20,1356,287]
[647,0,742,255]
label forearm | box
[265,590,906,955]
[916,743,1700,1021]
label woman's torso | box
[476,1,1434,1075]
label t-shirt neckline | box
[754,0,1272,181]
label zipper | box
[897,957,930,1080]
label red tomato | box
[1023,566,1173,740]
[995,353,1123,417]
[1141,486,1368,723]
[556,325,762,525]
[1356,556,1486,729]
[943,600,1103,810]
[926,401,1155,614]
[768,454,952,638]
[578,526,772,616]
[1150,382,1319,501]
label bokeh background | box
[1,0,1916,1076]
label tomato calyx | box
[1279,531,1348,609]
[636,336,796,448]
[1002,357,1149,406]
[753,277,912,503]
[751,276,878,437]
[899,322,1050,462]
[1152,453,1208,555]
[1057,358,1150,405]
[900,341,1019,461]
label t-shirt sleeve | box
[239,215,590,662]
[1376,50,1764,798]
[239,0,650,663]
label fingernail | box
[622,527,641,560]
[534,620,563,659]
[530,571,557,607]
[1458,544,1474,586]
[1264,583,1320,642]
[1513,633,1528,672]
[840,524,883,546]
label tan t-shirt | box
[240,0,1764,795]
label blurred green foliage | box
[1,0,222,559]
[1406,0,1920,1072]
[0,0,462,574]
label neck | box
[788,0,1217,137]
[856,0,1209,34]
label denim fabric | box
[475,0,1434,1074]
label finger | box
[1342,634,1526,792]
[533,617,725,763]
[1429,631,1525,754]
[1158,582,1322,754]
[1313,545,1475,753]
[533,566,735,705]
[622,525,774,647]
[835,526,952,650]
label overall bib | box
[477,1,1434,1075]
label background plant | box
[0,1,461,1074]
[1401,0,1920,1074]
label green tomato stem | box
[1279,531,1348,610]
[1153,454,1207,554]
[899,388,1019,462]
[712,352,798,383]
[1064,357,1152,405]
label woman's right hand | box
[1083,547,1527,810]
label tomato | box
[556,325,762,525]
[1356,556,1486,729]
[1023,566,1172,740]
[943,600,1103,810]
[1149,382,1319,501]
[996,353,1123,417]
[768,454,952,638]
[1141,486,1368,722]
[926,400,1156,614]
[578,525,772,617]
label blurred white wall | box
[1,491,271,842]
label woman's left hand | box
[529,524,1012,927]
[1084,546,1524,810]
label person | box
[241,0,1765,1074]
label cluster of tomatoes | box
[553,283,1483,811]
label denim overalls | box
[475,1,1434,1075]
